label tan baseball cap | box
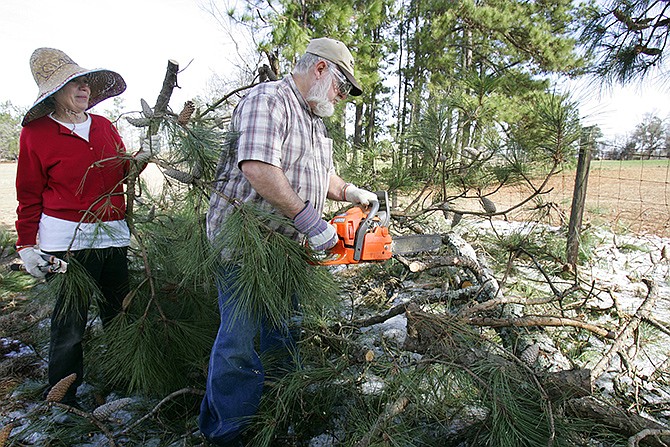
[305,37,362,96]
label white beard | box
[306,72,335,117]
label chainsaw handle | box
[353,199,379,261]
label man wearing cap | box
[200,37,376,445]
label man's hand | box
[345,185,377,206]
[293,201,338,251]
[18,247,67,279]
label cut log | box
[153,59,179,117]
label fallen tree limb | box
[566,396,670,447]
[467,316,616,339]
[591,279,658,381]
[458,294,563,317]
[403,307,592,402]
[350,286,477,328]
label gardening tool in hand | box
[10,249,68,276]
[320,191,442,265]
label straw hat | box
[22,48,126,126]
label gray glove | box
[293,201,338,251]
[344,185,377,206]
[18,247,68,279]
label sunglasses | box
[329,64,353,97]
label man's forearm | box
[240,160,305,218]
[328,174,348,201]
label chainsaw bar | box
[391,234,443,255]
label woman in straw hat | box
[15,47,131,408]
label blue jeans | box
[199,268,299,445]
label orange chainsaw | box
[320,191,442,265]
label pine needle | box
[46,255,102,323]
[94,308,216,395]
[218,203,339,329]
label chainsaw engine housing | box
[321,192,392,265]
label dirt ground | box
[0,163,17,233]
[486,161,670,237]
[2,160,670,238]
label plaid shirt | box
[207,76,335,243]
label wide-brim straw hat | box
[22,47,126,126]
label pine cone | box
[140,98,154,118]
[164,168,194,184]
[177,100,196,126]
[93,397,133,420]
[480,197,497,214]
[46,373,77,402]
[125,117,151,127]
[519,344,540,365]
[0,423,14,447]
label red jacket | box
[15,114,129,246]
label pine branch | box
[219,203,338,329]
[47,256,101,323]
[121,388,204,435]
[591,279,658,380]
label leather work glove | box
[18,246,68,279]
[293,201,338,251]
[344,184,377,206]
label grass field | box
[460,159,670,237]
[0,163,17,232]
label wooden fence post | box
[566,127,595,266]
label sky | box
[0,0,250,118]
[1,0,669,142]
[563,76,670,140]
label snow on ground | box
[2,217,669,445]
